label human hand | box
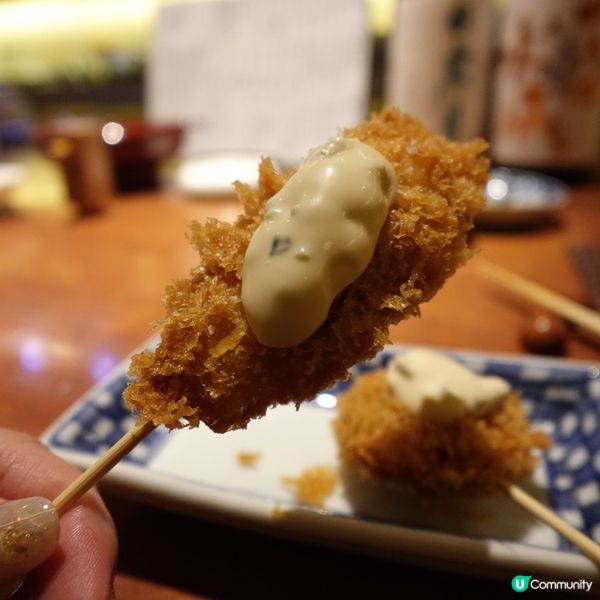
[0,428,117,599]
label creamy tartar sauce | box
[385,349,511,423]
[241,137,397,348]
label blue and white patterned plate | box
[42,344,600,579]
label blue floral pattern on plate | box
[48,374,168,466]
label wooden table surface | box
[1,187,599,599]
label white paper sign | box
[147,0,370,164]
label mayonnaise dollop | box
[385,349,511,424]
[242,137,397,348]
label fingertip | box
[30,503,117,600]
[0,497,60,596]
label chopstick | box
[53,419,156,515]
[502,481,600,566]
[475,258,600,337]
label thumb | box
[0,498,59,599]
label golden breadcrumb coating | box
[124,107,488,432]
[334,370,550,492]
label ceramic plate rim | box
[41,343,600,580]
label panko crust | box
[124,107,488,432]
[334,370,550,492]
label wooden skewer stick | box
[475,258,600,337]
[53,419,156,515]
[502,481,600,566]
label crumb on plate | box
[237,451,261,468]
[281,465,339,507]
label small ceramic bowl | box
[478,167,569,228]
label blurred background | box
[0,0,598,216]
[2,5,600,597]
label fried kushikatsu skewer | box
[333,353,600,566]
[123,107,488,433]
[50,107,600,565]
[54,106,488,507]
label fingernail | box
[0,498,59,590]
